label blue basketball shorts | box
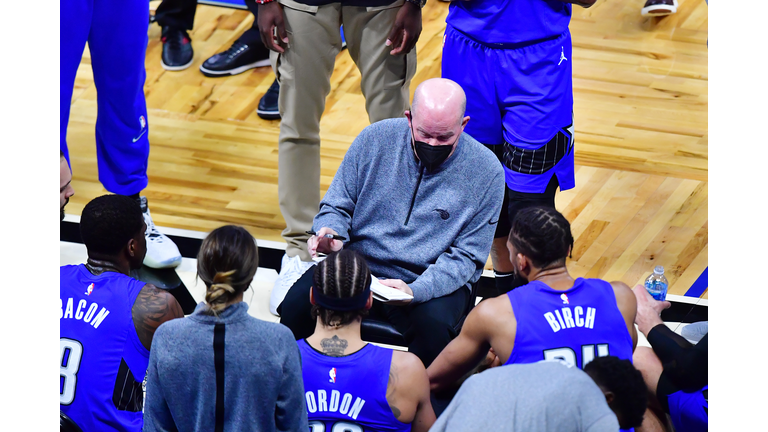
[442,25,575,194]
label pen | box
[305,231,347,241]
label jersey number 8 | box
[60,338,84,405]
[309,420,364,432]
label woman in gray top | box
[143,225,308,432]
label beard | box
[61,198,69,221]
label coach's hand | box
[386,1,422,55]
[308,227,343,258]
[632,284,671,336]
[258,2,289,53]
[379,279,414,306]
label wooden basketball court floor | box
[63,0,708,299]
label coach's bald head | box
[410,78,467,126]
[405,79,470,163]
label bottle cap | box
[654,265,664,275]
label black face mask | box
[410,122,456,172]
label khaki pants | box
[271,0,417,261]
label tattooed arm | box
[132,284,185,351]
[387,351,436,432]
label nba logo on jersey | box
[560,293,569,304]
[329,368,337,383]
[139,115,146,129]
[85,283,94,296]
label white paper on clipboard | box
[370,276,413,302]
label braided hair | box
[311,249,371,327]
[508,206,574,270]
[197,225,259,316]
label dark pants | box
[278,269,472,368]
[155,0,262,44]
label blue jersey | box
[504,278,634,369]
[446,0,571,46]
[668,385,708,432]
[60,265,149,432]
[298,340,410,432]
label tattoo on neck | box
[320,335,348,357]
[85,260,121,276]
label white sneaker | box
[139,197,182,269]
[681,321,708,344]
[269,254,316,316]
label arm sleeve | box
[647,325,708,391]
[312,137,361,240]
[275,341,309,432]
[142,340,179,432]
[408,169,505,303]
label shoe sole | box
[256,109,281,120]
[199,59,271,77]
[162,57,194,71]
[143,256,183,269]
[641,0,677,16]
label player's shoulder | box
[607,280,635,304]
[473,294,515,322]
[391,349,427,374]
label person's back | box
[428,207,637,403]
[505,277,634,368]
[60,195,183,432]
[143,225,307,432]
[300,250,436,432]
[300,341,413,432]
[431,360,619,432]
[60,265,149,432]
[147,303,304,431]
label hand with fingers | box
[258,1,289,53]
[385,1,423,55]
[632,284,672,336]
[378,279,414,306]
[307,227,344,258]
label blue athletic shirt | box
[446,0,572,46]
[60,264,149,432]
[298,339,411,432]
[504,278,634,369]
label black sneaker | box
[161,27,194,71]
[257,79,281,120]
[200,40,271,77]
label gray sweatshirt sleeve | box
[312,137,359,240]
[409,168,505,303]
[142,333,179,432]
[275,334,309,432]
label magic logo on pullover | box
[60,264,149,432]
[504,278,634,369]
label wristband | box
[254,0,276,4]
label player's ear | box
[365,292,373,310]
[603,390,614,405]
[127,238,136,258]
[461,115,470,129]
[309,288,316,306]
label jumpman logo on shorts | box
[558,47,568,65]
